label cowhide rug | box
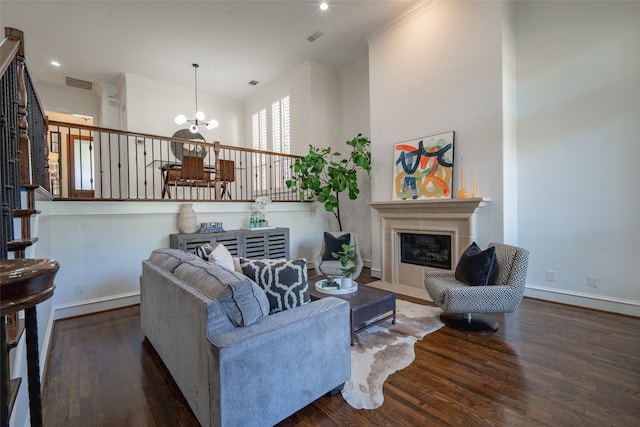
[341,300,444,409]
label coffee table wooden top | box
[308,280,394,308]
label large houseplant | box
[285,134,371,231]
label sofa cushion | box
[174,259,269,327]
[455,242,498,286]
[238,258,310,314]
[148,248,200,272]
[194,243,235,271]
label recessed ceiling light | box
[51,61,60,67]
[319,2,328,11]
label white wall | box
[123,73,244,145]
[37,81,98,118]
[367,0,639,316]
[244,61,339,155]
[337,59,373,264]
[36,200,326,319]
[515,1,640,315]
[368,0,507,274]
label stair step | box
[7,238,39,251]
[12,209,40,217]
[20,183,39,210]
[5,318,25,350]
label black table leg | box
[24,307,43,427]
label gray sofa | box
[140,248,351,426]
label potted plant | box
[285,134,371,231]
[332,243,357,288]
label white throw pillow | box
[207,243,235,271]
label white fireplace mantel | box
[370,198,489,289]
[370,198,488,215]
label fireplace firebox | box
[400,233,451,270]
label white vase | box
[177,203,199,234]
[341,277,353,289]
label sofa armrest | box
[208,297,351,427]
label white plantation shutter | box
[252,109,267,151]
[251,95,290,194]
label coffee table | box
[308,278,396,345]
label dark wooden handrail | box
[0,31,21,77]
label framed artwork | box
[50,131,60,153]
[393,131,454,200]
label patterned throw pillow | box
[194,243,235,271]
[238,258,310,314]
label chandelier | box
[174,63,219,133]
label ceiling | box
[2,1,419,101]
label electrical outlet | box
[74,284,84,295]
[587,275,599,288]
[546,270,557,282]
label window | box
[252,95,290,195]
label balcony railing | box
[47,121,307,202]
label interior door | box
[67,134,95,198]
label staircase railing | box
[1,27,49,261]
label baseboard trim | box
[54,291,141,320]
[525,285,640,317]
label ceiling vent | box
[65,76,94,91]
[248,80,259,86]
[307,31,324,42]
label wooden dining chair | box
[163,156,214,198]
[217,159,235,199]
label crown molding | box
[366,0,445,44]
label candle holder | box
[457,169,468,199]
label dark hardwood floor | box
[42,269,640,426]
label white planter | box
[341,277,353,289]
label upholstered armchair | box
[424,242,529,333]
[313,232,363,281]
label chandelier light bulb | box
[189,124,199,133]
[195,111,205,121]
[320,2,328,11]
[206,119,219,130]
[175,114,187,125]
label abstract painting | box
[393,131,454,200]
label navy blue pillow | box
[322,232,350,261]
[455,242,498,286]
